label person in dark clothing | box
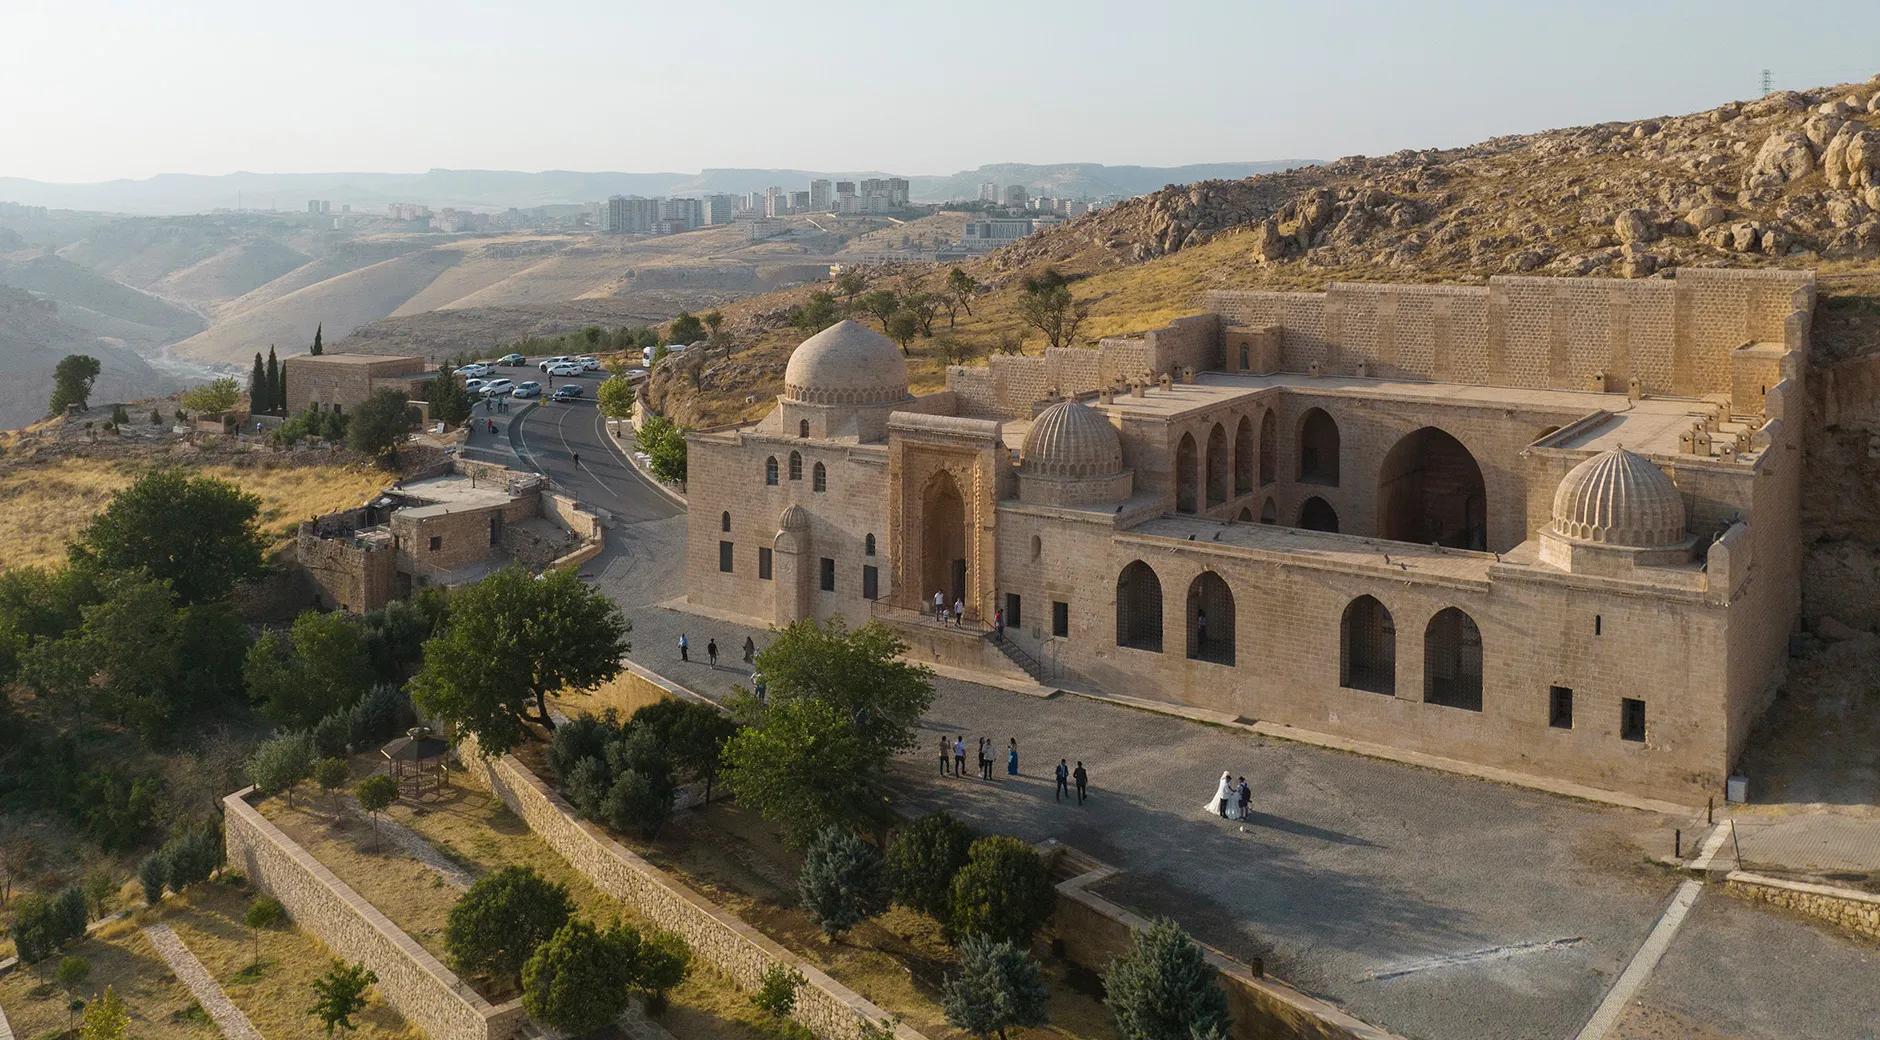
[706,638,718,666]
[1236,776,1251,818]
[678,633,689,662]
[743,636,756,663]
[572,451,580,468]
[1073,762,1088,804]
[940,736,952,776]
[1055,759,1070,802]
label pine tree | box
[311,324,323,356]
[265,347,281,415]
[942,935,1049,1039]
[797,825,889,940]
[250,353,269,414]
[1101,918,1229,1040]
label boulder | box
[1824,193,1868,229]
[1749,130,1816,185]
[1729,221,1764,252]
[1805,114,1847,150]
[1622,251,1659,278]
[1760,225,1792,255]
[1613,208,1656,243]
[1687,204,1729,230]
[1871,94,1880,114]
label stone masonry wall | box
[222,789,523,1040]
[456,746,925,1040]
[1723,872,1880,942]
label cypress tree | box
[311,324,323,356]
[277,365,288,415]
[264,347,280,415]
[249,352,269,413]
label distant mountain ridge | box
[0,161,1320,216]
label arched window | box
[1234,416,1254,496]
[1237,507,1253,522]
[799,419,810,438]
[1029,534,1042,560]
[1298,408,1340,485]
[813,461,827,492]
[1259,497,1277,524]
[765,456,778,485]
[1377,427,1487,550]
[1424,608,1484,711]
[1115,561,1164,653]
[864,533,876,556]
[720,511,731,532]
[1206,423,1229,507]
[1258,409,1277,486]
[1340,595,1395,695]
[1175,432,1199,514]
[1298,496,1338,532]
[1186,572,1235,665]
[788,451,802,480]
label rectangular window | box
[819,557,835,592]
[1594,614,1602,636]
[428,535,442,551]
[1052,600,1069,638]
[1549,686,1573,729]
[719,541,734,573]
[1005,593,1022,629]
[758,546,772,580]
[862,564,878,600]
[1621,698,1646,742]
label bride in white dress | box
[1204,770,1232,818]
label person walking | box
[1055,759,1070,802]
[994,607,1006,643]
[743,636,756,663]
[933,590,946,622]
[1073,761,1088,804]
[706,638,718,667]
[953,736,966,777]
[984,738,995,779]
[1006,737,1019,776]
[952,598,965,628]
[975,738,988,780]
[678,633,689,662]
[571,451,581,469]
[940,736,952,777]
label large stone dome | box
[1550,447,1686,547]
[1023,400,1123,478]
[782,320,910,406]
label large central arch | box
[1115,560,1164,652]
[920,471,967,606]
[1377,427,1487,549]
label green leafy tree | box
[634,413,688,485]
[885,310,921,355]
[246,610,375,728]
[410,566,629,756]
[347,684,415,749]
[346,388,416,461]
[426,364,471,426]
[635,930,691,1013]
[8,887,87,962]
[702,308,725,342]
[313,757,349,810]
[245,895,284,968]
[267,346,283,415]
[354,774,398,850]
[24,572,178,733]
[789,291,843,335]
[312,713,350,758]
[903,291,941,336]
[947,836,1054,947]
[0,565,93,686]
[248,732,314,807]
[308,959,376,1035]
[600,766,673,839]
[666,311,705,345]
[753,618,934,771]
[722,697,874,847]
[310,324,324,356]
[797,826,890,940]
[446,866,574,986]
[58,954,92,989]
[137,854,167,905]
[1018,270,1090,350]
[943,935,1050,1040]
[629,699,736,804]
[111,403,129,426]
[82,869,116,920]
[1102,918,1230,1040]
[945,268,978,323]
[887,811,973,917]
[751,964,804,1018]
[935,336,980,367]
[180,377,241,415]
[859,289,900,331]
[250,352,271,414]
[520,919,638,1034]
[48,354,101,415]
[80,985,128,1040]
[597,374,636,421]
[157,822,223,892]
[833,268,866,310]
[70,469,265,606]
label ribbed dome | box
[1022,400,1123,478]
[1550,447,1686,547]
[782,320,909,406]
[778,504,811,532]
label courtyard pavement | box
[578,502,1880,1040]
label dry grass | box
[0,455,388,571]
[0,918,220,1040]
[552,670,677,721]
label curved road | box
[515,395,681,524]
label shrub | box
[57,955,92,989]
[1101,918,1229,1040]
[311,712,351,758]
[547,713,615,779]
[751,963,804,1018]
[887,811,972,917]
[159,822,223,892]
[797,826,890,940]
[520,919,638,1034]
[446,866,574,986]
[599,768,673,840]
[110,404,129,425]
[947,836,1054,947]
[307,959,376,1036]
[562,756,611,819]
[942,935,1049,1039]
[248,732,313,804]
[81,985,128,1040]
[313,757,349,803]
[138,854,168,905]
[347,683,413,749]
[635,930,691,1014]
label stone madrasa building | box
[685,268,1815,803]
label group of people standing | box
[677,633,757,670]
[942,735,1016,780]
[1206,771,1253,821]
[931,590,965,627]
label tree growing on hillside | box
[410,567,628,756]
[903,291,941,336]
[945,267,978,323]
[310,324,324,356]
[48,354,102,415]
[249,732,314,806]
[245,610,375,728]
[446,866,574,986]
[859,289,900,331]
[702,308,725,347]
[1018,269,1089,350]
[833,268,867,310]
[947,836,1054,947]
[307,960,376,1036]
[267,346,284,414]
[886,310,921,354]
[887,811,973,917]
[70,469,264,606]
[250,353,271,414]
[80,985,128,1040]
[634,414,688,485]
[521,919,638,1034]
[354,774,398,850]
[935,336,979,367]
[426,364,471,426]
[943,935,1050,1040]
[181,377,241,416]
[346,388,417,461]
[789,291,843,335]
[1102,918,1230,1040]
[666,311,704,345]
[798,825,890,940]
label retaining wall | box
[1723,871,1880,942]
[456,744,924,1040]
[222,789,525,1040]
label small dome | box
[778,504,811,532]
[783,320,909,406]
[1023,400,1123,478]
[1550,447,1686,547]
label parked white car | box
[547,361,584,377]
[538,355,574,372]
[481,378,514,397]
[578,355,601,371]
[460,362,493,378]
[464,378,488,394]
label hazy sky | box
[7,0,1879,183]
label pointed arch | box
[864,533,876,557]
[1340,595,1395,695]
[1234,415,1255,495]
[813,461,827,492]
[1424,607,1483,711]
[799,419,810,438]
[1206,422,1229,507]
[1115,561,1164,653]
[1186,572,1235,665]
[1175,432,1199,513]
[1259,497,1277,524]
[765,456,779,485]
[1378,427,1486,549]
[720,511,731,532]
[788,451,802,480]
[1299,496,1338,532]
[1298,407,1340,485]
[1258,409,1277,486]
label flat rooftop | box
[286,352,424,367]
[393,473,526,518]
[1123,514,1497,587]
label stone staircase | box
[988,631,1054,686]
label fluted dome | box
[778,504,810,532]
[1550,447,1686,547]
[1023,400,1123,478]
[782,320,909,406]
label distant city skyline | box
[4,0,1878,184]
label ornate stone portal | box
[887,414,1004,621]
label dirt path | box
[141,923,264,1040]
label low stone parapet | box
[1723,870,1880,942]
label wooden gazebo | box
[380,726,450,800]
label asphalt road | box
[515,393,680,524]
